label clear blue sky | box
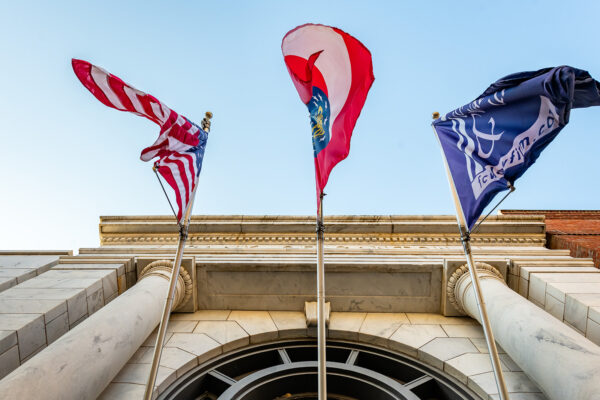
[1,1,599,251]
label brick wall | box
[501,210,600,268]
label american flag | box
[72,59,208,223]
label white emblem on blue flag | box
[445,91,560,200]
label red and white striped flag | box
[72,59,208,223]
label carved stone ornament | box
[446,262,504,314]
[139,260,193,311]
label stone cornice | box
[100,214,545,234]
[78,247,568,260]
[99,233,545,246]
[99,215,546,247]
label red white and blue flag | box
[72,59,208,223]
[282,24,374,205]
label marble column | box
[448,262,600,400]
[0,260,192,400]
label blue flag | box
[432,66,600,230]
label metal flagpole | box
[316,191,327,400]
[143,111,212,400]
[456,227,509,400]
[431,114,510,400]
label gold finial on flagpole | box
[202,111,213,131]
[432,111,440,120]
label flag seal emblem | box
[309,87,331,156]
[282,23,374,201]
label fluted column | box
[0,260,192,400]
[448,262,600,400]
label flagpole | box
[316,191,327,400]
[143,111,212,400]
[431,114,510,400]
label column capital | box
[139,260,193,311]
[447,262,505,314]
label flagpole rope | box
[153,166,181,227]
[470,182,515,235]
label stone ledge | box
[0,255,63,294]
[521,266,600,346]
[0,267,120,379]
[0,251,72,256]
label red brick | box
[502,210,600,268]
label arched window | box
[160,340,480,400]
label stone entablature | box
[98,215,547,247]
[87,215,569,317]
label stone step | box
[524,269,600,346]
[0,255,64,293]
[59,256,136,288]
[52,262,130,294]
[0,263,124,379]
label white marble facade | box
[0,215,599,400]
